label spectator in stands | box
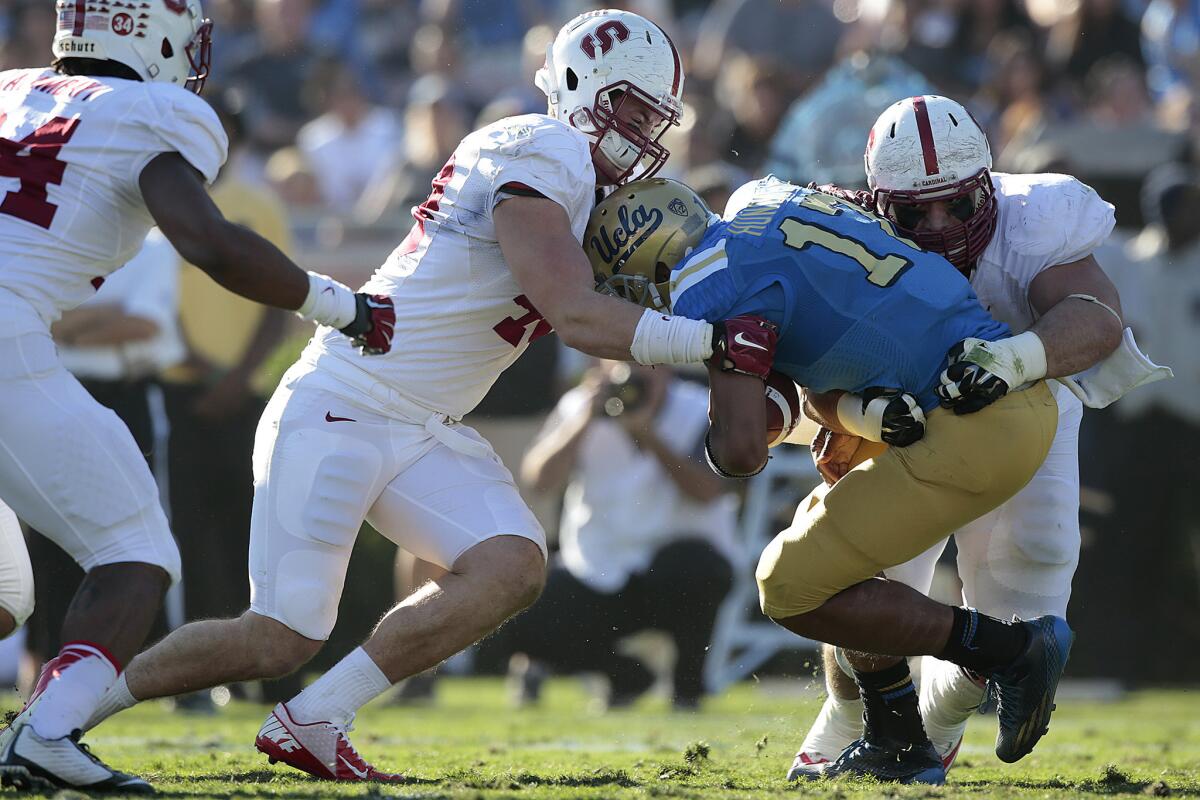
[485,363,737,710]
[297,57,403,209]
[1076,165,1200,680]
[355,74,470,229]
[23,233,183,693]
[227,0,320,155]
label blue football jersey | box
[670,178,1008,411]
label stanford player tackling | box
[80,8,771,784]
[0,1,395,793]
[787,95,1168,782]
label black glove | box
[935,339,1010,415]
[862,387,926,447]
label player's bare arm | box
[1025,255,1123,377]
[495,196,651,359]
[705,361,769,477]
[140,153,395,354]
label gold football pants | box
[756,381,1058,618]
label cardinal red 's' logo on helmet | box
[580,20,629,59]
[162,0,188,15]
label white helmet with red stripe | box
[536,9,684,185]
[52,0,213,94]
[865,95,997,270]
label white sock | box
[82,672,137,732]
[286,647,392,727]
[918,656,986,752]
[798,693,864,759]
[30,642,118,740]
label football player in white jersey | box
[786,95,1136,780]
[0,0,396,793]
[80,9,770,783]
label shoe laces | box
[68,730,110,769]
[329,715,369,768]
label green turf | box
[11,678,1200,798]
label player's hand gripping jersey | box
[306,114,595,419]
[0,68,226,337]
[673,177,1007,409]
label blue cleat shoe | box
[989,614,1074,763]
[823,737,946,785]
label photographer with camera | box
[490,361,737,710]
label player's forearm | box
[803,388,849,434]
[1028,297,1123,378]
[187,221,310,311]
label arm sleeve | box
[130,87,229,185]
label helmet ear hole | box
[161,38,174,58]
[565,68,578,91]
[655,262,670,283]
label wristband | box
[296,272,358,329]
[630,307,714,365]
[985,330,1048,386]
[836,392,884,442]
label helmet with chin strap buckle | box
[536,9,684,185]
[865,95,997,271]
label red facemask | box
[873,168,998,272]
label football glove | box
[340,293,396,355]
[836,387,926,446]
[936,333,1047,415]
[806,181,876,213]
[711,315,778,379]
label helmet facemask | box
[183,19,213,94]
[581,81,679,184]
[873,168,998,272]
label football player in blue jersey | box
[584,177,1074,785]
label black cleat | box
[824,737,946,785]
[989,614,1074,763]
[0,723,153,794]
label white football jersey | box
[307,114,596,419]
[0,68,227,337]
[970,172,1115,333]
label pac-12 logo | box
[111,13,134,36]
[580,20,630,59]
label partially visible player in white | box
[0,1,396,793]
[0,501,33,640]
[80,9,755,784]
[788,95,1135,778]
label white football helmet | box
[864,95,997,270]
[52,0,213,94]
[536,9,683,185]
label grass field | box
[13,678,1200,799]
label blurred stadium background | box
[1,0,1197,711]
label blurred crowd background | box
[1,0,1197,706]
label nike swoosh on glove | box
[711,315,778,379]
[340,293,396,355]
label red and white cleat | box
[786,750,832,780]
[254,703,404,782]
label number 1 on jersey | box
[779,217,911,288]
